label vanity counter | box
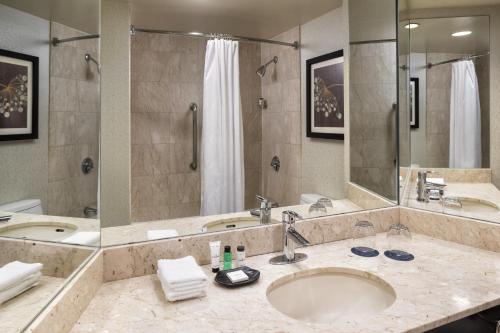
[70,234,500,333]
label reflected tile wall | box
[260,27,301,207]
[130,34,262,221]
[48,22,99,217]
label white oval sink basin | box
[267,268,396,323]
[446,197,499,214]
[0,222,77,241]
[202,217,278,233]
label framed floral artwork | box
[0,48,38,141]
[306,49,344,140]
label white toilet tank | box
[0,199,43,214]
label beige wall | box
[261,27,302,206]
[300,7,346,200]
[349,0,397,42]
[0,4,49,210]
[100,0,131,227]
[47,22,100,217]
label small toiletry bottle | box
[236,245,245,267]
[223,245,232,270]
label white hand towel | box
[0,261,43,291]
[62,232,100,246]
[158,277,206,302]
[157,271,206,293]
[427,177,445,185]
[147,229,179,240]
[0,271,41,304]
[157,256,208,286]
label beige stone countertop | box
[101,199,362,246]
[71,234,500,333]
[402,181,500,223]
[0,275,65,333]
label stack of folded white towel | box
[0,261,43,304]
[62,231,100,246]
[147,229,179,241]
[157,256,208,302]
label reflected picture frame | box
[410,77,419,129]
[306,49,344,140]
[0,48,39,141]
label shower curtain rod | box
[51,34,100,47]
[427,52,490,68]
[130,25,300,49]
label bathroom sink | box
[445,197,499,214]
[202,217,279,232]
[0,222,77,241]
[267,268,396,323]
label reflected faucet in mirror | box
[270,210,310,265]
[416,171,446,202]
[255,195,272,224]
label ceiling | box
[0,0,99,34]
[407,0,500,9]
[129,0,342,40]
[401,16,490,54]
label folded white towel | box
[62,232,100,246]
[157,256,208,286]
[147,229,179,240]
[158,277,206,302]
[0,271,41,304]
[0,261,43,291]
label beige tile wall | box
[130,34,262,221]
[48,22,100,217]
[260,27,302,206]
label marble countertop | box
[101,199,362,246]
[71,234,500,333]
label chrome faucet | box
[269,210,310,265]
[255,195,272,224]
[416,171,446,202]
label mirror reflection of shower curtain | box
[200,39,245,216]
[449,60,481,168]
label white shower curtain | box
[200,39,245,216]
[449,60,481,168]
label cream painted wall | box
[100,0,131,227]
[300,7,347,199]
[0,4,49,210]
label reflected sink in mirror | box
[201,217,279,233]
[445,197,500,214]
[267,268,396,323]
[0,222,77,242]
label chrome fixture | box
[257,97,267,110]
[189,103,198,170]
[256,56,278,78]
[427,52,490,68]
[0,215,12,223]
[51,34,100,47]
[83,207,98,218]
[416,171,446,202]
[256,195,272,224]
[270,211,310,265]
[130,26,299,49]
[81,157,94,175]
[84,53,101,73]
[271,156,280,172]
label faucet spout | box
[256,195,272,224]
[270,210,310,265]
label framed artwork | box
[306,49,344,140]
[410,77,419,129]
[0,48,38,141]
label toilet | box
[0,199,43,214]
[300,193,333,205]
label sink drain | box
[55,228,65,232]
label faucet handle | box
[282,210,302,224]
[256,195,271,209]
[256,195,268,203]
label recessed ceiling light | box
[404,23,420,29]
[452,31,472,37]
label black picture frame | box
[410,77,419,129]
[306,49,344,140]
[0,48,39,141]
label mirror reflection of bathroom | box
[398,3,499,224]
[101,0,396,245]
[0,0,101,246]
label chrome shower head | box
[257,56,278,78]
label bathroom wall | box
[260,27,301,207]
[300,7,346,200]
[409,53,427,167]
[0,4,49,210]
[130,34,262,221]
[48,22,100,217]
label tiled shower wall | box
[350,42,397,200]
[130,34,262,222]
[260,27,302,207]
[48,22,100,217]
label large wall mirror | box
[0,0,100,331]
[100,0,397,246]
[399,0,500,224]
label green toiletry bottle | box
[223,245,232,270]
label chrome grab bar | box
[189,103,198,170]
